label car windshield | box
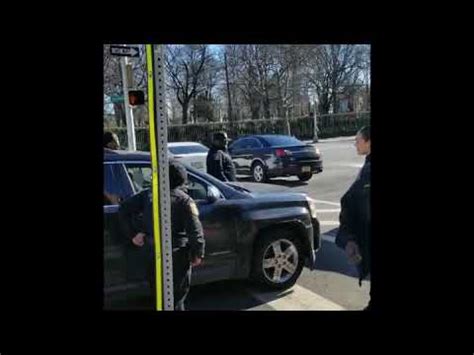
[261,136,303,147]
[225,182,251,194]
[168,145,209,154]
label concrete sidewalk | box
[304,135,356,144]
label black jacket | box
[206,147,236,182]
[336,154,371,284]
[119,187,205,260]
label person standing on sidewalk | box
[335,126,371,310]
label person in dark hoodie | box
[335,126,371,310]
[206,131,236,182]
[119,160,205,310]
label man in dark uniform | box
[206,131,236,182]
[335,126,371,310]
[118,160,205,310]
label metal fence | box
[107,111,370,151]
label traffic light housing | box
[128,90,145,106]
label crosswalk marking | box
[319,221,340,226]
[321,234,336,243]
[327,162,363,168]
[248,284,346,311]
[313,199,341,207]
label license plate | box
[302,166,311,173]
[191,162,204,169]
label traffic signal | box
[128,90,145,106]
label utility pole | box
[120,54,137,151]
[313,98,320,143]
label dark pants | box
[146,246,192,311]
[172,247,192,311]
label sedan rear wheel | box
[252,162,267,183]
[297,172,313,181]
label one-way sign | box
[110,45,140,58]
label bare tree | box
[223,49,233,121]
[220,45,246,121]
[193,53,222,122]
[271,45,309,118]
[165,45,209,124]
[302,45,369,114]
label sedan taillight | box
[275,148,287,157]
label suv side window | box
[187,174,208,202]
[124,164,152,193]
[104,164,134,206]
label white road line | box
[321,234,336,243]
[319,221,340,226]
[250,284,346,311]
[327,163,363,168]
[317,209,341,213]
[313,199,341,207]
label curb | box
[304,136,355,144]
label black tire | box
[251,229,305,290]
[297,172,313,181]
[251,161,267,183]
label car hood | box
[172,152,208,158]
[225,182,307,202]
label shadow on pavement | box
[187,279,297,311]
[315,239,360,278]
[187,280,264,310]
[237,176,308,188]
[268,178,309,188]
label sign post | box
[146,44,174,311]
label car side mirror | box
[207,185,221,203]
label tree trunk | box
[224,52,233,121]
[263,97,271,119]
[182,101,189,124]
[251,102,260,120]
[319,93,330,115]
[114,102,126,127]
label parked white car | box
[168,142,209,173]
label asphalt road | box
[187,136,371,311]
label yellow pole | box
[146,44,163,311]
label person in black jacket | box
[206,131,236,182]
[118,160,205,310]
[335,126,371,310]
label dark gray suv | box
[104,150,321,308]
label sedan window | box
[262,135,303,147]
[168,144,209,155]
[246,138,262,149]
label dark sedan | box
[228,135,323,183]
